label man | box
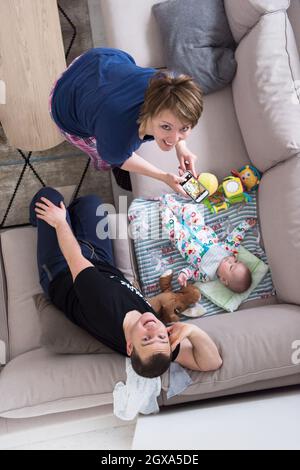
[30,187,222,378]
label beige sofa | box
[0,0,300,420]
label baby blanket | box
[128,193,275,316]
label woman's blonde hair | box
[137,70,203,134]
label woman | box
[49,47,203,193]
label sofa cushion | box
[1,228,43,359]
[0,215,134,359]
[34,293,116,355]
[259,154,300,305]
[0,348,126,418]
[232,11,300,173]
[224,0,290,43]
[161,304,300,404]
[152,0,237,94]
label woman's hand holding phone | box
[180,171,209,203]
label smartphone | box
[180,171,209,203]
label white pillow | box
[232,11,300,173]
[196,246,269,312]
[224,0,290,43]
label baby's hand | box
[178,272,188,287]
[246,218,257,228]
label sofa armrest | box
[0,235,8,364]
[259,154,300,305]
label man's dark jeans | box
[30,187,114,297]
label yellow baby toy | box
[198,173,219,196]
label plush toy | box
[147,269,201,323]
[231,165,261,192]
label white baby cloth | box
[113,359,194,420]
[113,358,161,421]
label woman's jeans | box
[29,187,114,297]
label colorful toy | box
[199,165,261,214]
[222,176,243,198]
[205,198,230,214]
[231,165,261,192]
[203,187,230,214]
[221,176,252,204]
[198,172,219,196]
[203,171,255,214]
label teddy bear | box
[147,269,201,323]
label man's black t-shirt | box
[48,262,180,359]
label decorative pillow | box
[197,246,269,312]
[34,293,116,355]
[224,0,290,43]
[232,11,300,173]
[152,0,237,94]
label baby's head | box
[217,256,252,293]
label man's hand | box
[164,173,189,197]
[246,217,257,228]
[176,143,198,178]
[35,197,66,229]
[167,322,197,352]
[178,272,188,287]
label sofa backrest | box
[100,0,299,66]
[100,0,165,68]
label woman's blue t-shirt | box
[51,48,156,166]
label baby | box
[177,218,257,293]
[160,195,257,294]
